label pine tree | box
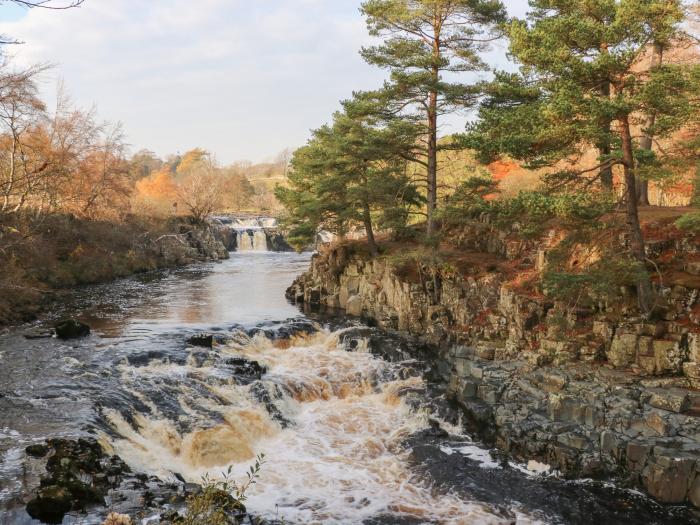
[360,0,506,235]
[467,0,700,313]
[276,98,423,254]
[636,0,694,205]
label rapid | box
[0,252,694,524]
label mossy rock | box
[25,443,49,458]
[26,485,73,524]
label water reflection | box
[70,252,311,337]
[0,252,311,520]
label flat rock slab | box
[647,387,691,414]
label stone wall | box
[287,241,700,508]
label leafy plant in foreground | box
[180,453,265,525]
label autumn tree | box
[220,167,255,211]
[177,147,208,176]
[35,86,131,220]
[0,64,47,215]
[129,149,163,181]
[73,124,130,219]
[359,0,506,235]
[175,151,223,222]
[467,0,700,313]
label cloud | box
[0,0,527,163]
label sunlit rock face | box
[287,243,700,510]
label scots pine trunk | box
[426,26,441,236]
[620,115,654,313]
[362,203,378,256]
[637,42,664,206]
[598,80,613,190]
[426,89,438,235]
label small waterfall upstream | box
[1,253,694,525]
[214,216,278,252]
[236,228,269,251]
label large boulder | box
[25,438,127,524]
[607,332,637,367]
[54,319,91,339]
[642,453,696,503]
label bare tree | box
[176,154,223,222]
[3,1,84,8]
[1,1,85,45]
[0,64,48,215]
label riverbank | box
[2,250,697,524]
[286,211,700,511]
[0,214,229,326]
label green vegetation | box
[439,179,614,234]
[676,212,700,233]
[276,0,700,315]
[276,97,423,253]
[357,0,506,235]
[465,0,700,312]
[180,455,265,525]
[542,258,649,308]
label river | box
[0,252,695,524]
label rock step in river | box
[0,253,696,524]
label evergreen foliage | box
[359,0,506,234]
[276,96,423,253]
[465,0,700,313]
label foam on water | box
[105,329,541,524]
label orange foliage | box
[135,170,178,201]
[176,148,207,175]
[487,159,519,181]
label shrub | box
[180,454,265,525]
[493,191,612,224]
[675,212,700,234]
[439,179,613,238]
[542,257,648,308]
[438,175,498,225]
[103,513,132,525]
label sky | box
[0,0,529,164]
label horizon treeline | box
[277,0,700,313]
[0,63,288,224]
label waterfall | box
[236,228,269,252]
[101,327,514,524]
[212,216,280,252]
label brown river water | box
[0,252,695,524]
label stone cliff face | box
[287,238,700,509]
[155,222,229,265]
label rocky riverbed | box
[3,250,700,524]
[286,235,700,512]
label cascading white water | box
[226,217,277,252]
[101,328,543,525]
[236,228,269,251]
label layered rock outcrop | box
[155,222,229,264]
[287,235,700,509]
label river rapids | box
[0,253,695,524]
